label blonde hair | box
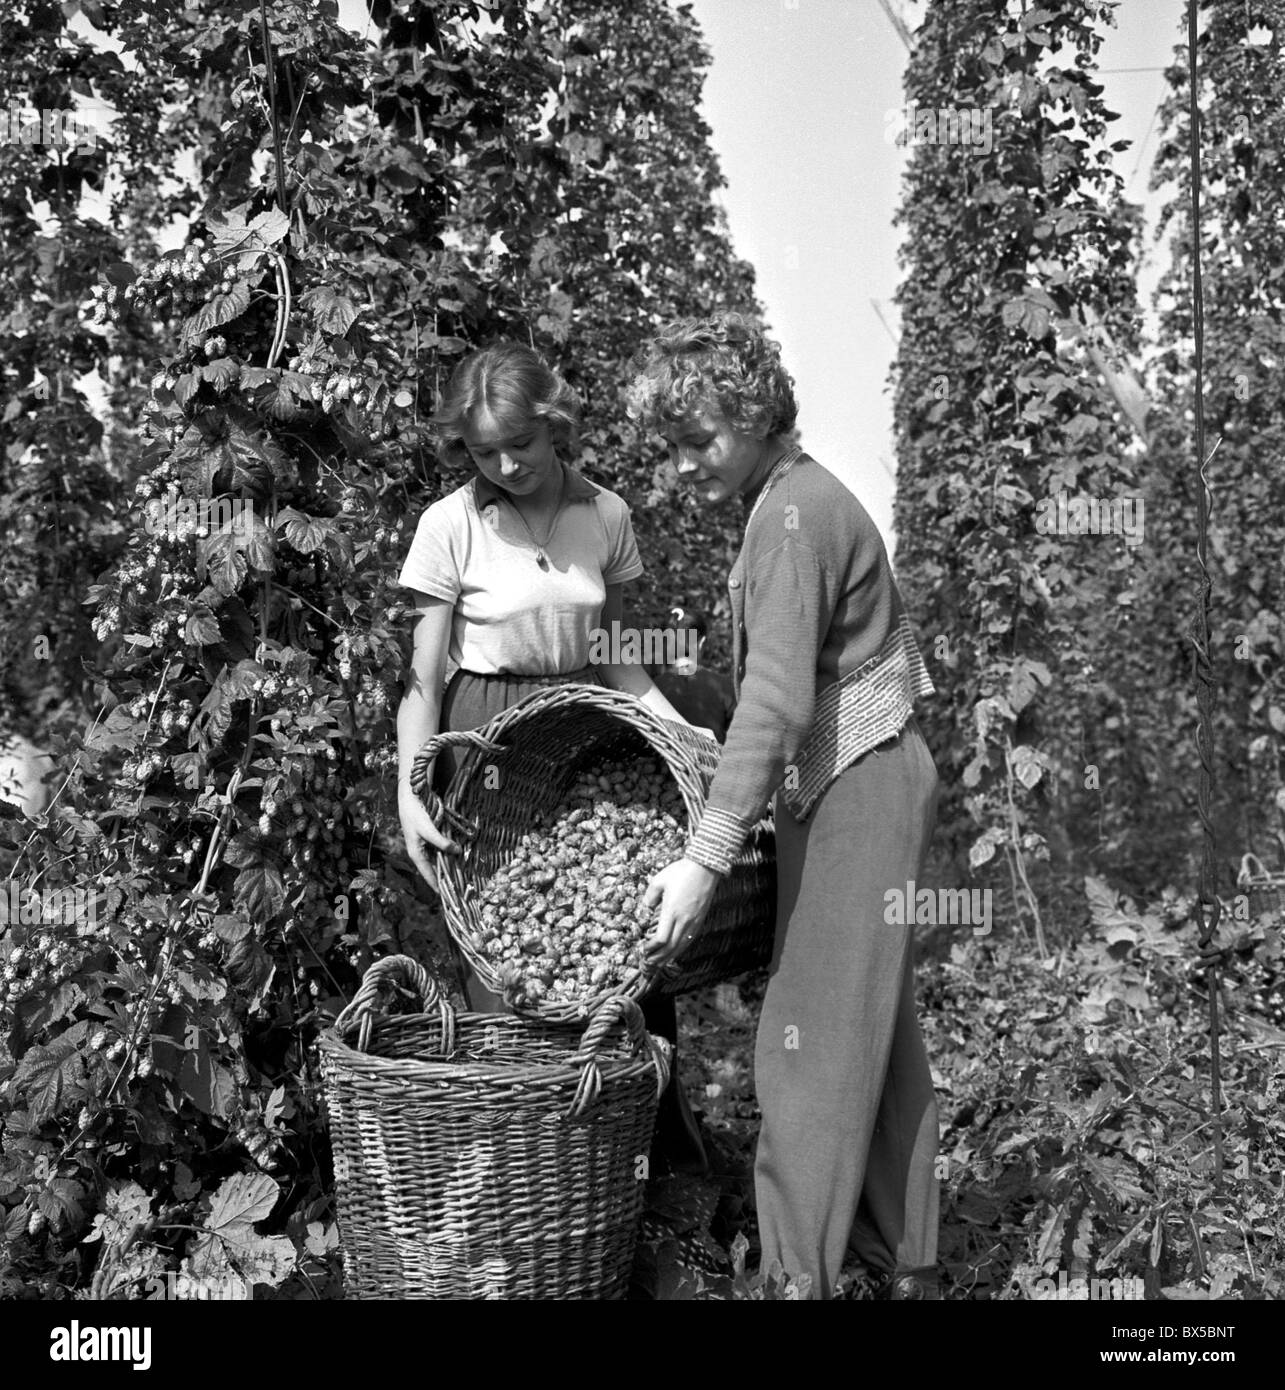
[433,342,580,466]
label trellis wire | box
[1184,0,1224,1189]
[258,0,290,216]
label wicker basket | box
[1237,852,1285,920]
[410,683,776,1024]
[318,955,671,1300]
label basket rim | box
[317,1015,657,1069]
[316,1023,672,1106]
[317,1033,666,1083]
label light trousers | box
[753,718,941,1299]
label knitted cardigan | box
[684,454,934,876]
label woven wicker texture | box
[1238,853,1285,919]
[409,683,777,1023]
[318,955,671,1300]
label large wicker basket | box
[318,955,670,1300]
[1238,852,1285,920]
[409,683,776,1024]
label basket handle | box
[409,729,507,797]
[1238,852,1269,886]
[408,730,508,845]
[569,994,672,1118]
[335,954,458,1056]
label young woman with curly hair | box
[395,340,709,1170]
[629,312,942,1298]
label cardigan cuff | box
[685,806,753,877]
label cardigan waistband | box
[781,613,934,821]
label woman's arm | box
[397,593,460,885]
[397,593,452,791]
[646,534,832,958]
[595,583,694,725]
[683,537,827,874]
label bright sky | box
[688,0,1185,555]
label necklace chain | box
[505,468,566,568]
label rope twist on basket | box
[569,993,671,1118]
[410,728,507,843]
[336,954,457,1057]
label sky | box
[686,0,1186,554]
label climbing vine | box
[890,0,1147,937]
[0,0,758,1298]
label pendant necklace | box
[507,468,566,569]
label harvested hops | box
[470,755,686,1008]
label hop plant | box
[98,244,221,325]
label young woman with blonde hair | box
[395,340,708,1168]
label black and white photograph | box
[0,0,1279,1352]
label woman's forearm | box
[598,662,689,724]
[397,679,441,794]
[397,597,454,795]
[596,585,690,724]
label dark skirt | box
[432,664,604,794]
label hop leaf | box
[300,285,359,335]
[13,1021,92,1124]
[183,1172,295,1292]
[276,506,334,554]
[181,283,251,350]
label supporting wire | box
[1184,0,1224,1190]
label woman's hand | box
[398,785,461,891]
[643,857,721,967]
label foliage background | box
[0,0,1281,1301]
[0,0,760,1297]
[892,0,1282,940]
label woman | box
[395,340,707,1169]
[629,313,941,1299]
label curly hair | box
[433,341,581,467]
[624,311,797,439]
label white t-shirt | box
[396,463,645,675]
